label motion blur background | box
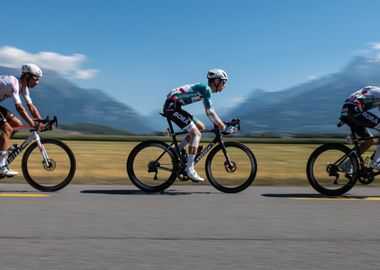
[1,0,380,135]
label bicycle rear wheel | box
[306,143,359,196]
[127,140,178,192]
[205,142,257,193]
[22,139,76,192]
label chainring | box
[358,167,375,185]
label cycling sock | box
[186,153,195,170]
[0,151,6,167]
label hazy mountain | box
[0,66,152,134]
[225,57,380,135]
[3,57,380,136]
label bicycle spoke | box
[307,143,358,196]
[206,142,256,193]
[22,140,76,192]
[127,141,177,192]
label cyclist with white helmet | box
[163,69,237,182]
[0,64,44,176]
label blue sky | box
[2,0,380,116]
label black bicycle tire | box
[205,141,257,193]
[21,139,76,192]
[306,143,359,196]
[127,140,178,192]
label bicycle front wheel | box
[205,142,257,193]
[21,139,76,192]
[306,143,359,196]
[127,140,178,192]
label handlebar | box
[213,118,241,135]
[224,118,240,130]
[34,116,58,131]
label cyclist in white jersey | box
[163,69,237,182]
[0,64,43,176]
[341,85,380,169]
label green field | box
[4,139,379,186]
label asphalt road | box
[1,184,380,270]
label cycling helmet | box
[21,64,43,78]
[207,69,228,81]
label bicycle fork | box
[33,132,51,168]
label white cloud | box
[371,42,380,50]
[307,75,320,81]
[74,69,99,79]
[230,97,247,105]
[0,45,99,79]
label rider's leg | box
[178,121,205,152]
[360,137,377,155]
[163,103,204,181]
[0,120,18,176]
[6,114,22,138]
[185,124,204,182]
[346,109,380,168]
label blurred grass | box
[7,139,376,186]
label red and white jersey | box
[0,75,32,104]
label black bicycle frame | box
[164,115,230,165]
[336,121,380,176]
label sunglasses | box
[32,76,40,81]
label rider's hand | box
[38,123,46,131]
[224,125,237,135]
[33,119,45,131]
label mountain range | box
[1,57,380,135]
[225,57,380,135]
[0,67,151,134]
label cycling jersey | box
[163,83,222,131]
[166,83,213,109]
[340,86,380,136]
[0,75,32,104]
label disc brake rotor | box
[43,159,56,171]
[224,161,237,172]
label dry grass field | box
[3,139,343,186]
[4,139,380,187]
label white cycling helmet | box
[207,69,228,81]
[21,63,43,78]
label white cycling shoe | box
[369,160,380,170]
[0,166,18,177]
[186,168,204,182]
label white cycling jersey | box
[0,75,32,104]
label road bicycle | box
[1,116,76,192]
[306,118,380,196]
[127,114,257,193]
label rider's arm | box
[10,79,34,126]
[15,104,34,127]
[195,84,225,130]
[26,103,42,120]
[22,88,42,120]
[205,106,225,131]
